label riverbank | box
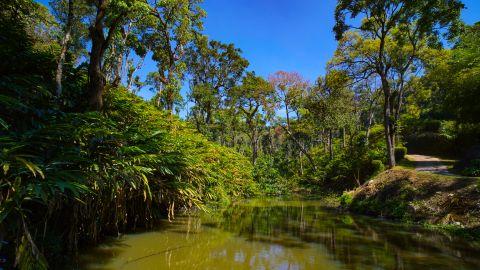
[340,169,480,239]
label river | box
[80,198,480,270]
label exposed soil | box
[344,169,480,232]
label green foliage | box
[2,0,480,267]
[0,5,256,265]
[371,160,385,177]
[347,185,414,221]
[1,87,257,267]
[339,192,353,207]
[186,36,249,141]
[253,155,290,196]
[394,147,407,162]
[443,24,480,123]
[462,159,480,177]
[406,132,455,156]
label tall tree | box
[148,0,205,113]
[269,71,316,169]
[230,72,275,164]
[54,0,73,97]
[424,23,480,124]
[86,0,150,110]
[333,0,463,167]
[186,37,248,136]
[268,71,308,129]
[305,70,355,159]
[51,0,90,97]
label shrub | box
[0,88,258,268]
[405,132,455,156]
[462,159,480,177]
[423,119,442,133]
[371,160,385,177]
[340,192,353,207]
[395,147,407,161]
[253,155,290,195]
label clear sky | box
[36,0,480,115]
[195,0,480,82]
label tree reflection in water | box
[80,199,480,270]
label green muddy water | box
[80,198,480,270]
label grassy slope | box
[341,169,480,238]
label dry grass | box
[345,169,480,230]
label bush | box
[371,160,385,177]
[395,147,407,161]
[462,159,480,177]
[405,132,455,156]
[340,192,353,207]
[253,155,290,195]
[423,120,442,133]
[0,87,258,268]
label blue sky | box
[196,0,480,82]
[37,0,480,115]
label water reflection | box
[80,198,480,270]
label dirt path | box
[405,154,455,175]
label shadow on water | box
[80,198,480,270]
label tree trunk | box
[112,24,130,87]
[205,102,212,125]
[251,135,258,164]
[166,89,174,113]
[126,55,145,91]
[299,144,304,175]
[329,129,334,160]
[55,0,74,97]
[382,83,396,168]
[377,31,396,168]
[285,103,290,128]
[365,110,374,145]
[270,128,276,154]
[342,127,346,148]
[87,1,125,110]
[322,129,327,153]
[88,1,107,110]
[282,125,317,170]
[112,50,123,87]
[88,37,106,110]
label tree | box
[148,0,205,113]
[425,23,480,124]
[333,0,463,167]
[186,37,249,136]
[305,70,355,159]
[355,76,381,145]
[230,72,274,163]
[53,0,73,97]
[268,71,308,129]
[51,0,90,97]
[86,0,152,110]
[268,71,316,169]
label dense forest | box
[0,0,479,269]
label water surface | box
[81,198,480,270]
